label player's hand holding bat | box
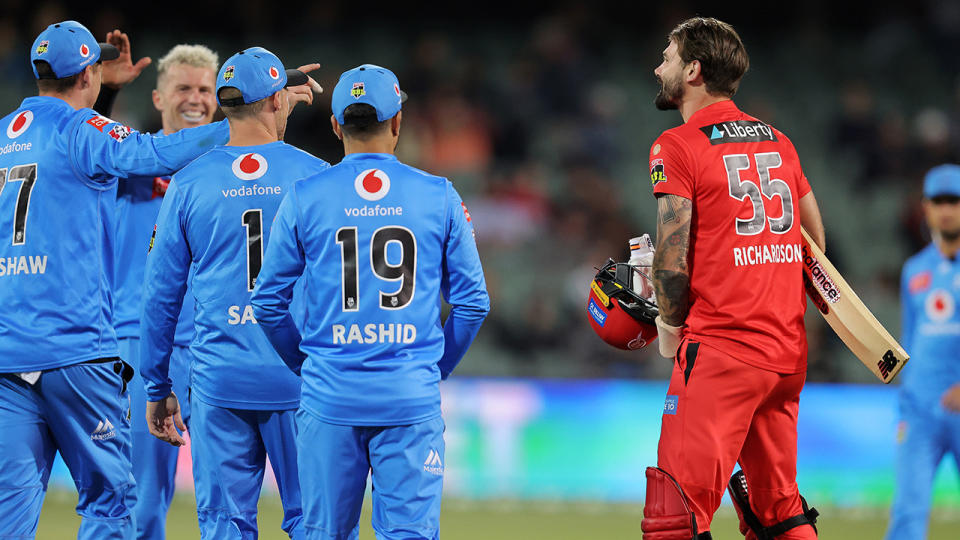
[100,29,152,89]
[146,392,187,447]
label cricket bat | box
[800,227,908,383]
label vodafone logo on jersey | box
[232,153,268,180]
[925,289,955,322]
[355,169,391,201]
[7,111,33,138]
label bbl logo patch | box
[36,40,49,55]
[351,82,366,99]
[223,65,235,81]
[650,158,666,186]
[108,124,131,142]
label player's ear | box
[151,88,162,112]
[391,111,401,137]
[78,64,94,90]
[330,115,342,141]
[685,60,701,82]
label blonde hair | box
[156,44,218,89]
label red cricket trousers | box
[657,340,816,539]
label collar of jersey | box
[23,95,75,111]
[687,99,740,125]
[341,152,398,163]
[220,140,284,152]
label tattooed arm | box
[652,193,692,326]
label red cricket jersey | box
[651,100,811,373]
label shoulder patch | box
[908,271,931,294]
[650,158,666,186]
[108,124,132,142]
[86,115,113,132]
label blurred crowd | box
[4,0,960,382]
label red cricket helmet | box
[587,259,658,350]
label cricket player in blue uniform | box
[886,164,960,540]
[252,64,491,540]
[108,44,220,540]
[140,47,328,539]
[0,21,228,540]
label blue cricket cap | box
[30,21,119,79]
[331,64,407,125]
[924,164,960,198]
[216,47,308,107]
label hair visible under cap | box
[34,61,82,93]
[218,87,267,119]
[340,103,390,140]
[669,17,749,98]
[156,44,218,89]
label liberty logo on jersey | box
[354,169,390,201]
[91,419,116,441]
[424,448,443,476]
[232,153,268,180]
[925,289,955,322]
[700,120,777,145]
[7,111,33,139]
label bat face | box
[800,228,909,383]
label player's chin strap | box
[727,469,818,540]
[641,466,714,539]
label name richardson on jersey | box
[733,242,802,268]
[0,255,48,277]
[700,120,777,145]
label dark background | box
[3,0,957,382]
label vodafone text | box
[222,184,282,199]
[344,205,403,217]
[0,255,48,277]
[0,141,32,155]
[733,243,802,267]
[333,323,417,345]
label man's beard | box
[940,227,960,242]
[654,75,682,111]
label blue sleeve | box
[900,263,915,355]
[139,179,191,401]
[251,188,307,375]
[70,112,229,183]
[437,184,490,379]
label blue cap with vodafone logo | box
[331,64,407,124]
[216,47,308,107]
[30,20,119,79]
[924,164,960,199]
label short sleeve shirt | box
[651,100,811,373]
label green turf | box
[37,490,960,539]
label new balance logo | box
[91,419,116,441]
[423,448,443,476]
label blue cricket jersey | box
[115,175,194,346]
[252,152,490,425]
[0,96,228,372]
[899,243,960,411]
[140,141,330,410]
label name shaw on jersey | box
[333,323,417,345]
[0,255,48,276]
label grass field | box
[36,490,960,539]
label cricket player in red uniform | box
[639,18,826,540]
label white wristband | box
[655,315,682,359]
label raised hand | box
[101,29,152,89]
